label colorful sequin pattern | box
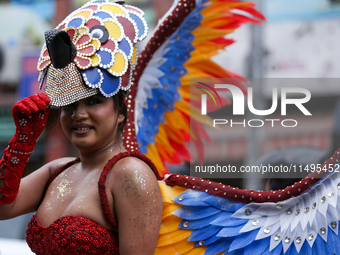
[26,215,119,255]
[37,0,148,97]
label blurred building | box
[204,0,340,189]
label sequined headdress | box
[37,0,148,106]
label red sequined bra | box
[26,151,161,255]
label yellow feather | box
[190,107,214,128]
[162,204,182,220]
[156,239,196,254]
[165,110,189,131]
[200,12,232,22]
[159,215,183,234]
[178,86,191,100]
[174,100,191,117]
[192,28,234,44]
[159,181,187,202]
[146,144,165,174]
[182,247,207,255]
[156,142,174,162]
[157,229,192,246]
[163,124,185,143]
[155,127,175,155]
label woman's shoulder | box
[108,154,158,186]
[108,154,162,204]
[43,157,79,176]
[113,155,154,176]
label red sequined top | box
[26,151,161,254]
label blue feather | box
[228,230,259,252]
[178,213,221,230]
[210,214,248,227]
[217,225,245,237]
[327,227,340,255]
[298,240,312,255]
[204,196,244,211]
[243,238,270,255]
[285,244,298,255]
[135,0,206,151]
[200,234,224,246]
[204,237,232,254]
[311,235,326,255]
[261,243,283,255]
[188,225,222,241]
[173,189,211,206]
[173,205,221,220]
[225,248,245,255]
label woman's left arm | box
[112,157,163,255]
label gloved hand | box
[10,93,51,150]
[0,93,50,204]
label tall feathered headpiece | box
[37,0,148,106]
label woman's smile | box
[72,123,94,134]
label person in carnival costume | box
[0,1,162,254]
[3,0,340,255]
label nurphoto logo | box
[196,82,312,128]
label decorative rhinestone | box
[178,195,184,201]
[296,237,301,244]
[295,209,300,215]
[321,196,326,203]
[337,183,340,189]
[284,236,291,243]
[308,234,314,241]
[286,208,292,215]
[252,220,259,226]
[245,209,251,215]
[320,227,326,235]
[264,227,271,234]
[328,191,334,197]
[183,221,189,228]
[198,241,205,246]
[11,157,19,164]
[312,202,317,209]
[304,207,309,213]
[331,221,337,229]
[274,234,280,241]
[276,204,282,210]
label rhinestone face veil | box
[37,0,148,106]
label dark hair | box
[113,92,127,136]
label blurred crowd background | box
[0,0,340,249]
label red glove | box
[0,93,50,204]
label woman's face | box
[60,95,124,153]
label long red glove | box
[0,93,50,204]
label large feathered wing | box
[123,0,265,176]
[155,149,340,254]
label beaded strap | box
[98,151,161,228]
[164,148,340,204]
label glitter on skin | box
[45,201,53,211]
[123,167,160,222]
[56,179,73,200]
